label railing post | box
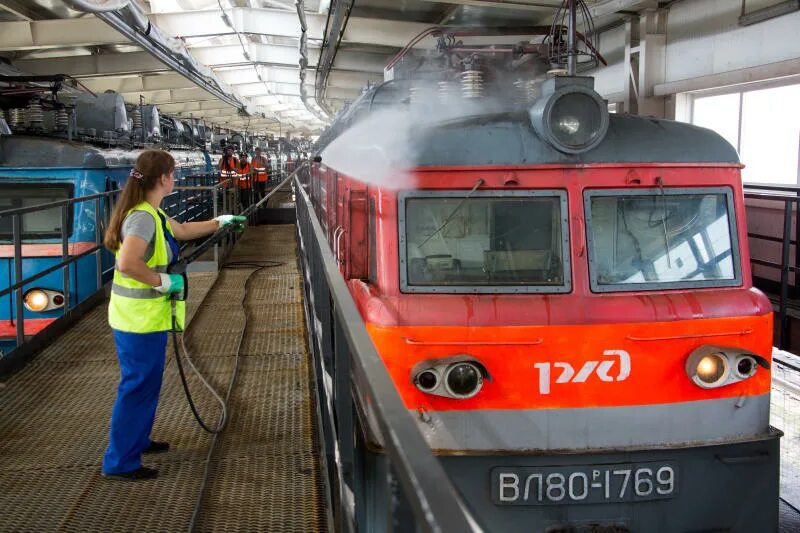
[795,190,800,296]
[333,315,354,533]
[213,185,220,266]
[61,205,70,312]
[781,200,792,349]
[95,197,102,291]
[13,214,24,348]
[307,205,338,513]
[386,465,416,533]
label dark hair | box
[104,149,175,251]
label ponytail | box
[104,149,175,251]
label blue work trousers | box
[102,329,167,474]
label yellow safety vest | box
[108,201,185,333]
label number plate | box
[491,462,678,505]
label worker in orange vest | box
[252,147,269,201]
[217,146,238,184]
[237,152,253,209]
[217,145,238,211]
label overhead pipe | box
[315,0,354,116]
[296,0,332,123]
[63,0,248,113]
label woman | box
[102,149,245,480]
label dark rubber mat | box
[0,225,327,532]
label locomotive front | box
[313,26,780,532]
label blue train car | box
[0,135,208,355]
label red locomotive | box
[303,22,778,533]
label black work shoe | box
[143,441,170,454]
[102,466,159,481]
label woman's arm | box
[116,235,162,287]
[168,218,218,241]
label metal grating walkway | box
[0,225,327,532]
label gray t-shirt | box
[121,210,173,263]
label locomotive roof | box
[0,135,205,169]
[319,84,740,167]
[0,135,137,168]
[410,112,740,167]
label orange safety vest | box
[252,156,268,182]
[237,163,252,189]
[219,157,238,187]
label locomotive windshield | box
[0,183,73,240]
[399,191,570,293]
[585,188,741,292]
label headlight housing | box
[529,76,609,154]
[686,345,769,389]
[444,362,484,399]
[23,289,65,312]
[412,357,487,399]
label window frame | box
[583,186,742,293]
[686,78,800,186]
[0,182,75,240]
[398,189,572,294]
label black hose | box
[170,259,282,435]
[186,260,281,533]
[167,164,303,435]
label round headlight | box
[415,369,439,392]
[444,362,483,399]
[735,355,758,379]
[695,353,728,387]
[23,290,49,312]
[529,85,609,154]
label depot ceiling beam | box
[13,51,169,77]
[220,120,289,129]
[190,43,312,68]
[198,109,283,122]
[151,8,432,48]
[235,81,357,100]
[418,0,561,10]
[80,73,197,93]
[190,44,386,73]
[740,0,800,25]
[175,108,239,118]
[589,0,658,17]
[0,0,56,21]
[117,88,217,105]
[327,70,382,89]
[0,17,129,50]
[158,100,235,113]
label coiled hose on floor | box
[170,260,282,434]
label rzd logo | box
[533,350,631,395]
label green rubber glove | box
[214,214,247,229]
[154,273,185,295]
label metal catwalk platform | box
[0,225,328,532]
